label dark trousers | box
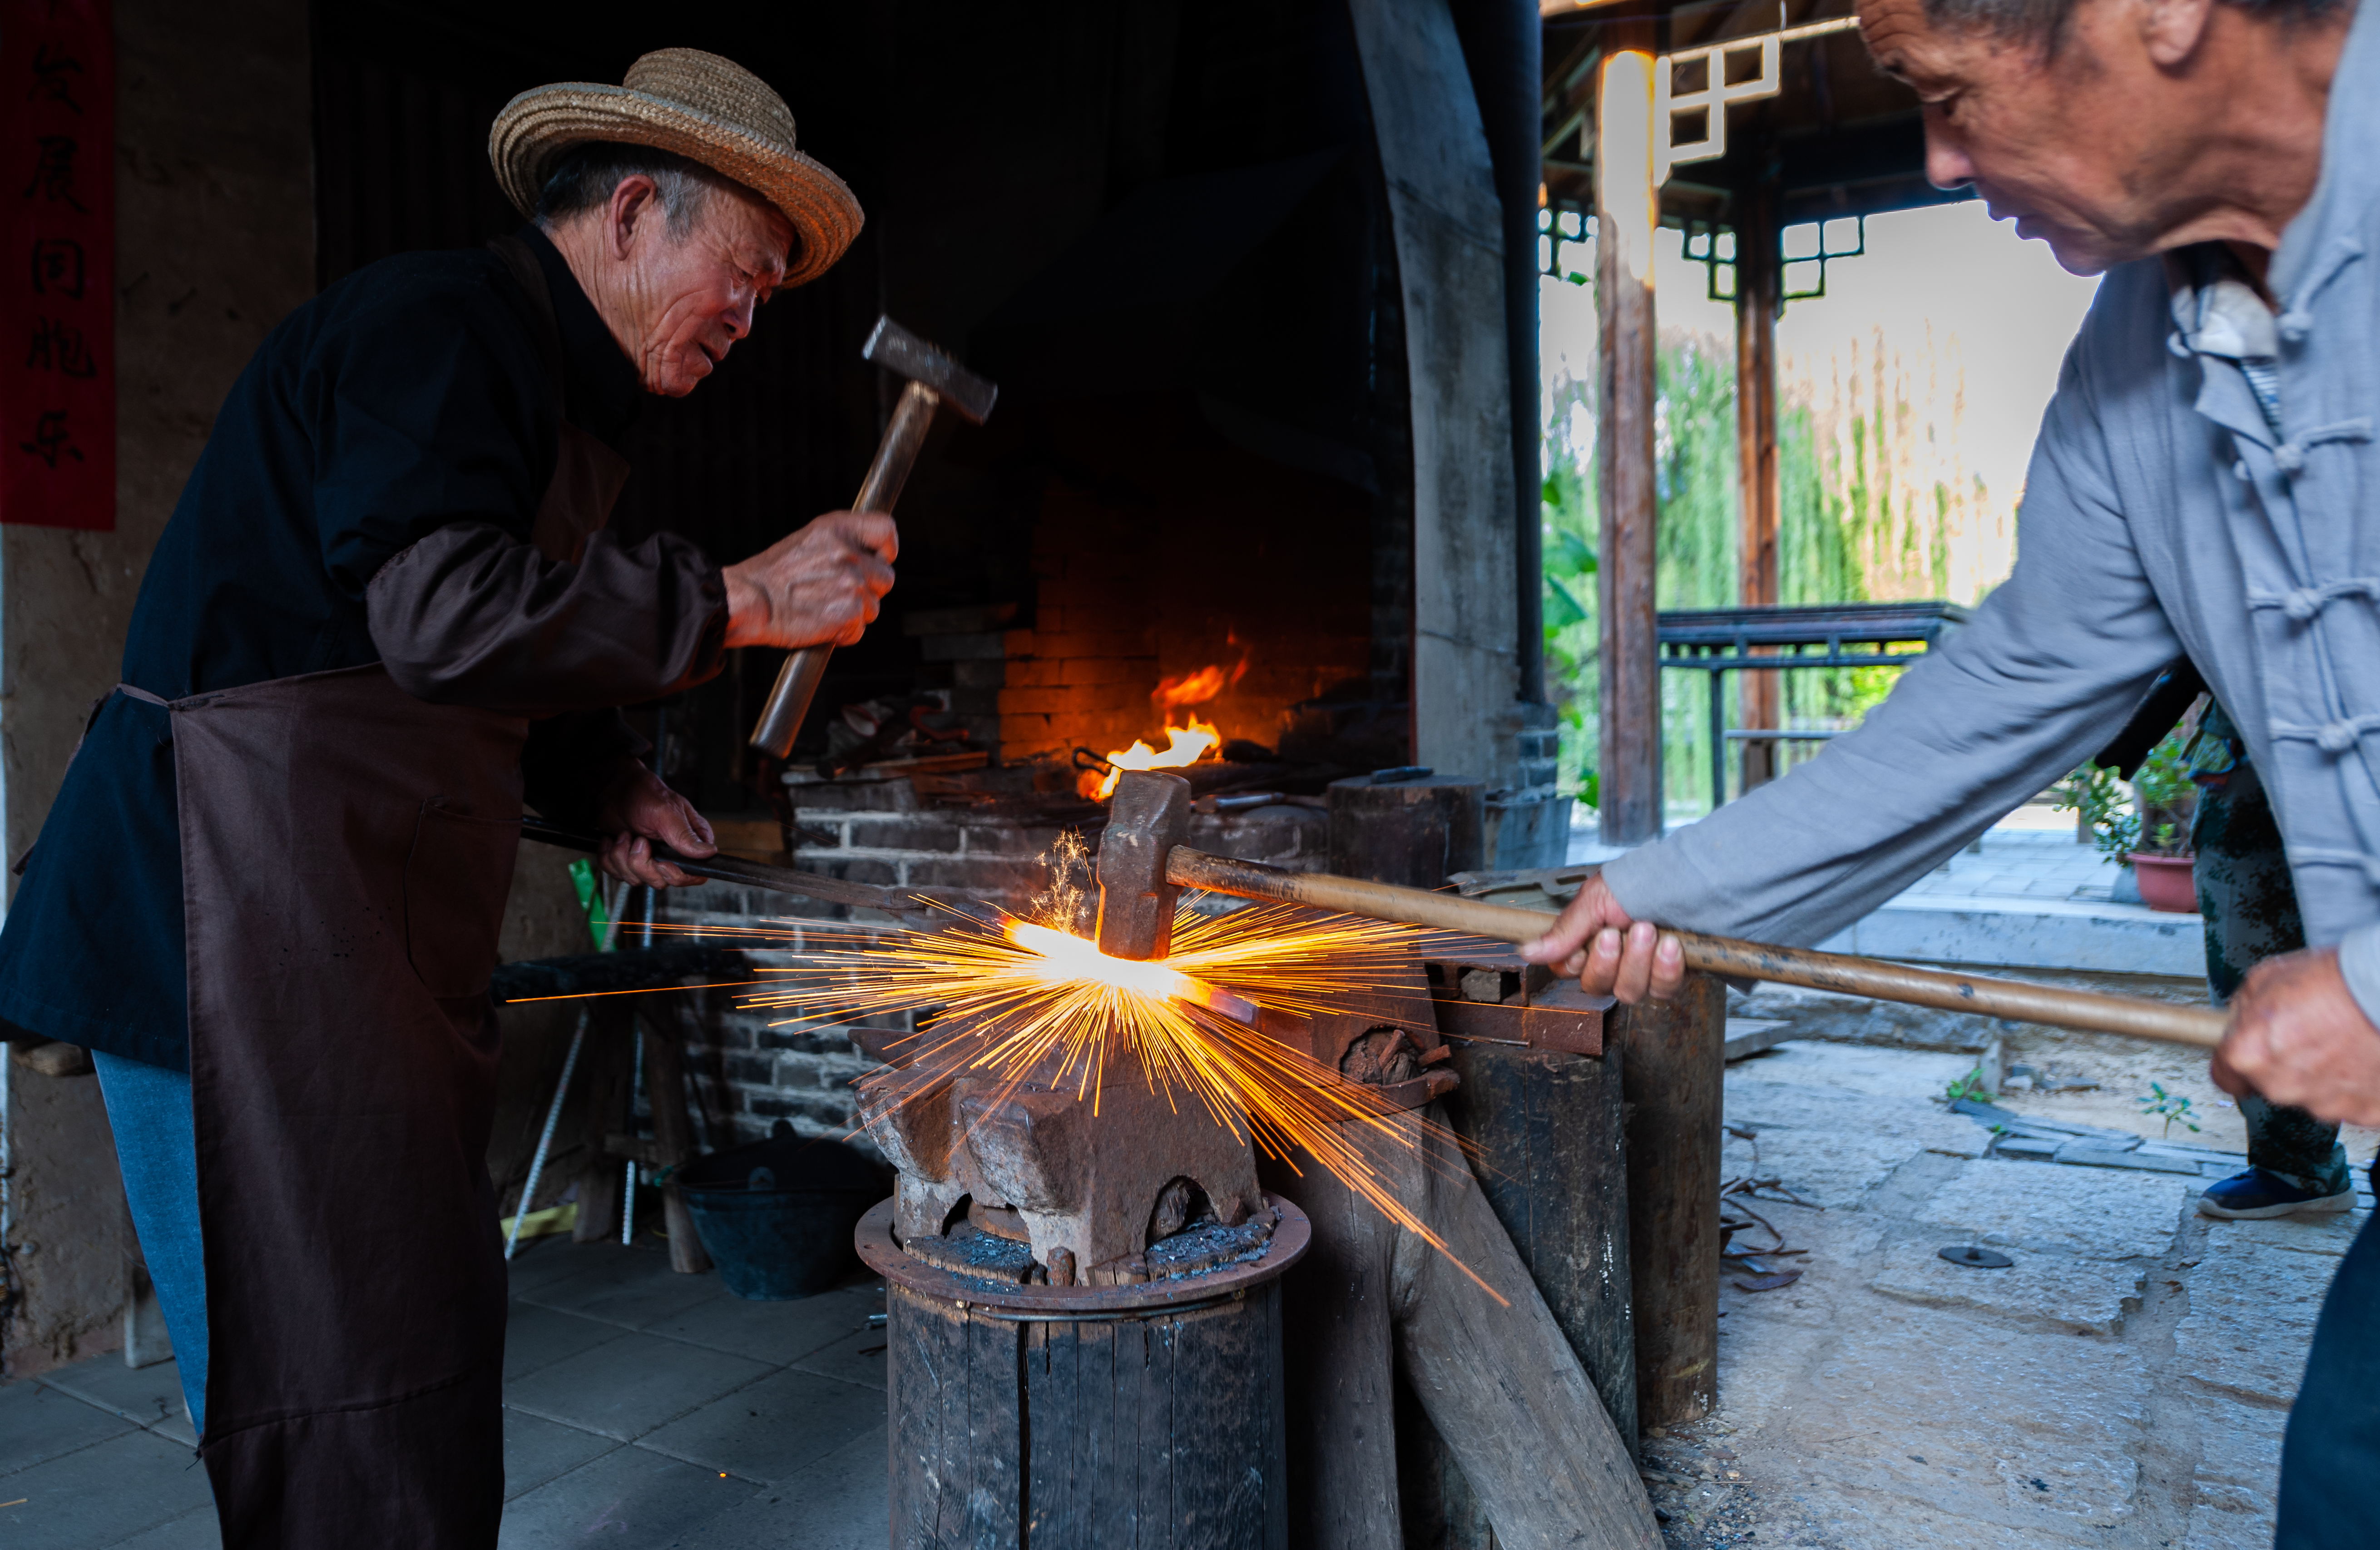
[2194,763,2348,1194]
[2278,1188,2380,1547]
[2199,759,2372,1543]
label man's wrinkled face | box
[619,181,794,396]
[1858,0,2160,274]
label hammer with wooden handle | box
[1091,772,2228,1049]
[746,317,998,760]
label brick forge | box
[656,772,1335,1152]
[989,399,1386,773]
[652,398,1411,1149]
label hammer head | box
[1094,771,1194,960]
[862,317,999,424]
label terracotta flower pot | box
[2129,852,2197,914]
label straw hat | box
[490,48,863,287]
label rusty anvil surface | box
[856,966,1460,1288]
[856,770,1599,1287]
[861,1028,1264,1285]
[865,976,1452,1287]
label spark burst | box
[735,890,1500,1295]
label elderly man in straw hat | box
[0,48,874,1545]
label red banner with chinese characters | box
[0,0,111,530]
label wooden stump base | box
[861,1195,1308,1550]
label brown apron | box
[133,235,629,1545]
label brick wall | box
[992,400,1378,768]
[999,480,1162,762]
[905,603,1018,760]
[658,773,1330,1149]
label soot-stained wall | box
[311,0,1423,796]
[1,0,316,1377]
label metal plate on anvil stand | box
[1939,1243,2014,1269]
[856,1192,1311,1317]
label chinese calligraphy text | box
[2,0,111,530]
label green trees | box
[1543,332,1804,817]
[1544,331,1958,820]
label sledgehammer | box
[1094,771,2229,1049]
[746,317,998,760]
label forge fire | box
[1079,660,1247,799]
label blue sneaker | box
[2197,1167,2357,1220]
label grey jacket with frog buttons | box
[1602,0,2380,1024]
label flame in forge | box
[1080,660,1247,800]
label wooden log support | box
[1613,972,1726,1425]
[1440,1040,1637,1449]
[1312,774,1651,1543]
[887,1286,1288,1548]
[868,1202,1299,1550]
[1263,1113,1660,1550]
[1595,16,1663,845]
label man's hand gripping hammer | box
[746,318,998,759]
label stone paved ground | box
[1647,1040,2372,1550]
[0,1241,891,1549]
[2,1037,2360,1549]
[1896,813,2130,904]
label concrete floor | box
[1648,1039,2367,1549]
[0,1239,891,1549]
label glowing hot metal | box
[1006,921,1259,1025]
[734,900,1502,1298]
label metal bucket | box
[677,1123,889,1300]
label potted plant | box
[2054,727,2199,913]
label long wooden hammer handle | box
[1164,848,2228,1050]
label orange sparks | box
[744,899,1506,1302]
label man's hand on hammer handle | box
[721,510,899,651]
[1518,874,1686,1002]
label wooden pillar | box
[1596,19,1662,844]
[1735,175,1783,793]
[1614,973,1724,1425]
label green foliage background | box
[1544,330,1950,819]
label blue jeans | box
[2279,1166,2380,1547]
[92,1051,208,1435]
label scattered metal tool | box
[747,317,999,760]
